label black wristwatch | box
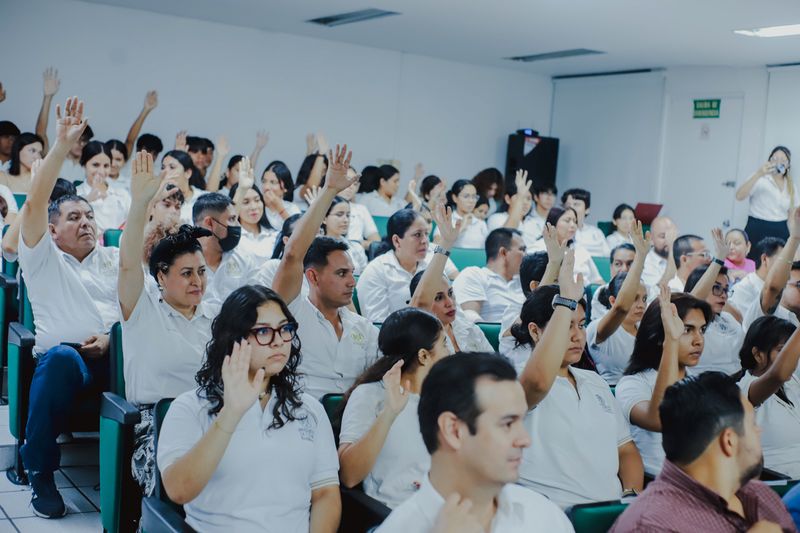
[712,257,724,266]
[433,245,451,257]
[551,295,578,311]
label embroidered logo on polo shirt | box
[595,394,613,414]
[298,410,319,442]
[226,261,242,277]
[351,331,365,345]
[100,257,116,276]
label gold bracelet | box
[213,419,235,435]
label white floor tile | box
[0,474,30,494]
[14,512,101,532]
[76,485,99,510]
[59,467,97,489]
[0,519,18,533]
[0,487,94,518]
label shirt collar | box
[659,460,733,511]
[415,475,447,526]
[161,297,215,321]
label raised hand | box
[758,161,776,177]
[262,189,284,212]
[542,222,567,264]
[43,67,60,97]
[221,340,266,419]
[175,130,188,152]
[510,169,532,209]
[143,90,158,112]
[237,156,254,190]
[29,158,43,180]
[305,133,316,155]
[382,360,411,416]
[710,227,729,260]
[303,185,320,206]
[631,220,652,257]
[414,163,425,181]
[558,249,585,301]
[431,494,482,533]
[432,202,462,249]
[55,96,88,148]
[131,150,161,205]
[216,135,230,158]
[324,144,356,193]
[255,130,269,150]
[407,178,417,197]
[658,283,683,341]
[316,132,330,155]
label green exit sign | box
[693,99,721,119]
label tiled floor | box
[0,427,100,531]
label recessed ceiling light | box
[307,8,399,27]
[506,49,604,63]
[734,24,800,38]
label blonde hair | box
[770,146,794,209]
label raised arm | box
[658,226,678,287]
[747,323,800,406]
[519,250,585,408]
[403,163,425,207]
[272,144,356,304]
[690,228,730,299]
[629,284,682,432]
[124,90,158,157]
[595,222,650,343]
[760,208,800,314]
[231,157,254,207]
[503,170,530,229]
[411,203,461,309]
[204,136,229,193]
[540,223,566,286]
[249,130,269,171]
[118,151,161,320]
[35,67,60,154]
[22,97,87,248]
[298,133,329,201]
[736,162,772,201]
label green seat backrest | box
[450,248,486,271]
[12,194,26,209]
[569,501,629,533]
[477,322,501,351]
[104,229,123,248]
[109,322,124,396]
[373,216,390,239]
[19,276,33,332]
[153,398,177,508]
[767,479,800,497]
[592,256,612,283]
[597,221,614,237]
[320,394,344,425]
[352,286,361,315]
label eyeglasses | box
[711,284,730,297]
[685,251,711,259]
[248,323,298,346]
[458,194,479,201]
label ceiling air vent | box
[507,49,604,62]
[307,9,400,28]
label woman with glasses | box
[736,146,795,260]
[157,284,341,532]
[434,179,487,249]
[338,307,448,508]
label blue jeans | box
[20,345,108,473]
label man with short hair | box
[531,182,557,224]
[377,352,573,532]
[668,234,711,292]
[273,145,380,398]
[641,216,677,288]
[452,228,526,322]
[562,188,609,256]
[591,243,637,321]
[0,120,20,171]
[611,372,795,532]
[136,133,164,162]
[729,237,785,314]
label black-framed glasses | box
[711,283,730,297]
[248,322,298,346]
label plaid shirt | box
[611,460,797,532]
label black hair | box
[303,236,350,271]
[296,154,329,187]
[162,149,195,174]
[725,228,749,244]
[684,265,729,294]
[378,164,400,187]
[597,271,628,309]
[613,203,635,221]
[148,224,212,280]
[264,160,295,201]
[561,188,591,209]
[735,315,796,406]
[80,124,94,143]
[382,208,424,253]
[610,243,636,264]
[672,234,703,268]
[50,178,77,203]
[471,168,504,201]
[420,175,442,201]
[755,237,785,269]
[344,308,443,411]
[475,195,489,210]
[0,121,20,137]
[511,285,587,346]
[419,352,517,454]
[196,285,303,430]
[446,179,475,211]
[519,251,548,297]
[660,372,745,465]
[228,183,272,231]
[625,293,713,375]
[80,140,112,167]
[322,196,349,236]
[358,165,381,194]
[47,194,92,224]
[271,214,302,259]
[496,175,532,214]
[186,136,213,154]
[219,154,244,189]
[9,132,44,175]
[192,192,232,224]
[136,133,163,156]
[485,227,521,262]
[533,181,557,198]
[104,139,129,162]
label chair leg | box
[6,439,27,485]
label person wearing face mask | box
[75,141,131,234]
[191,192,261,305]
[737,146,796,261]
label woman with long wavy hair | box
[156,285,341,532]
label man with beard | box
[641,216,677,289]
[611,372,795,532]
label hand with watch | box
[709,227,730,267]
[552,249,585,311]
[431,201,462,255]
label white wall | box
[764,65,800,165]
[0,0,552,183]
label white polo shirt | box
[499,300,523,355]
[348,202,379,241]
[346,239,368,276]
[204,246,262,305]
[693,312,744,375]
[487,212,544,249]
[446,313,494,354]
[357,190,406,217]
[157,390,339,533]
[517,365,631,509]
[238,226,278,262]
[729,272,764,314]
[586,321,636,386]
[641,249,668,289]
[376,474,573,533]
[340,382,428,508]
[436,212,488,249]
[76,182,132,234]
[748,176,797,222]
[606,232,631,250]
[667,274,685,292]
[18,232,119,353]
[615,368,665,475]
[253,258,310,298]
[738,371,800,478]
[122,287,217,405]
[179,187,208,225]
[288,296,379,399]
[453,267,525,323]
[576,224,610,257]
[742,297,799,331]
[265,202,301,231]
[356,251,428,323]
